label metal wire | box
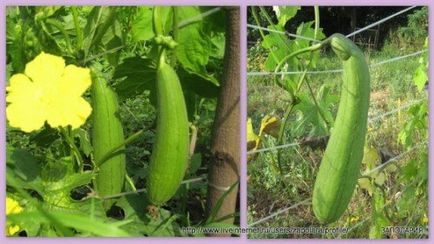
[247,24,321,43]
[247,98,427,155]
[368,98,426,123]
[97,175,207,200]
[248,198,311,227]
[177,7,222,28]
[346,6,418,38]
[249,142,426,226]
[247,49,426,76]
[246,7,417,42]
[363,142,427,176]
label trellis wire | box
[346,6,417,38]
[363,142,427,176]
[247,98,426,155]
[368,98,426,123]
[177,7,221,28]
[248,198,311,227]
[370,50,427,67]
[247,49,426,76]
[247,6,417,50]
[247,24,321,43]
[249,142,426,226]
[336,176,422,238]
[247,142,300,154]
[97,175,207,200]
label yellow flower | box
[421,213,428,225]
[247,118,260,151]
[6,197,23,236]
[6,52,92,132]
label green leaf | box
[187,153,202,176]
[206,181,239,224]
[9,209,132,237]
[113,57,156,99]
[131,7,154,41]
[262,25,292,70]
[200,6,226,34]
[273,6,300,27]
[29,125,60,148]
[8,148,41,182]
[6,164,44,195]
[358,178,374,195]
[73,128,92,157]
[176,7,211,78]
[413,64,428,91]
[293,85,337,137]
[400,160,418,181]
[178,68,219,98]
[82,7,117,55]
[396,185,416,218]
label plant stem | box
[258,6,291,50]
[314,6,320,40]
[171,6,179,67]
[71,6,83,52]
[90,7,117,51]
[45,19,73,54]
[96,129,144,167]
[60,127,84,172]
[251,7,279,64]
[152,6,163,36]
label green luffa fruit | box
[91,72,126,210]
[147,52,189,206]
[312,34,370,224]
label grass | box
[247,37,428,239]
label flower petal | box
[6,74,47,132]
[60,65,92,96]
[46,95,92,129]
[24,52,65,86]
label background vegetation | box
[6,6,239,237]
[247,6,428,239]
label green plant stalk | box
[273,43,322,82]
[71,6,83,52]
[305,75,333,129]
[90,7,117,51]
[258,6,292,51]
[6,172,74,237]
[152,6,164,36]
[60,127,84,171]
[314,6,320,40]
[125,173,137,192]
[45,19,73,54]
[275,5,322,153]
[275,79,304,175]
[171,6,179,67]
[251,7,279,64]
[96,129,144,167]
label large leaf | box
[113,57,156,99]
[273,6,300,27]
[176,7,212,81]
[8,209,132,237]
[7,148,41,182]
[116,194,180,236]
[293,84,338,137]
[130,7,153,41]
[178,68,219,98]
